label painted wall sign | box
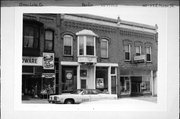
[22,57,42,66]
[43,52,54,70]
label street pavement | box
[22,95,157,104]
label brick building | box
[22,14,158,98]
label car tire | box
[64,99,74,104]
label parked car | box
[48,89,117,104]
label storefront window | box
[120,77,130,95]
[141,81,150,93]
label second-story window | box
[23,25,39,48]
[124,44,131,61]
[45,30,54,51]
[63,35,73,56]
[135,46,141,56]
[146,47,151,62]
[78,36,96,56]
[86,36,94,55]
[101,39,108,58]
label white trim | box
[63,15,157,34]
[61,61,79,66]
[108,66,112,94]
[96,63,118,67]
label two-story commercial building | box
[22,14,158,99]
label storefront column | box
[77,65,80,89]
[150,70,154,96]
[108,66,111,94]
[93,65,96,89]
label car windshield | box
[71,89,83,94]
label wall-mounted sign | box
[22,57,42,66]
[42,73,55,78]
[97,78,104,88]
[134,55,146,63]
[43,53,54,70]
[65,70,73,80]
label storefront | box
[61,61,118,94]
[22,53,56,98]
[120,69,154,96]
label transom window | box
[45,30,54,51]
[146,47,152,62]
[78,36,96,56]
[63,35,73,56]
[101,39,108,58]
[124,44,131,61]
[23,25,39,48]
[135,46,141,56]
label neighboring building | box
[22,14,158,98]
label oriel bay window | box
[78,36,96,56]
[45,30,54,51]
[86,36,94,55]
[63,35,73,56]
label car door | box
[89,89,102,101]
[80,90,91,102]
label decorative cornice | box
[62,14,157,34]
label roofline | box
[61,14,157,34]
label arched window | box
[100,39,108,58]
[63,35,73,56]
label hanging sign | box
[43,52,54,70]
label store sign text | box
[22,57,42,66]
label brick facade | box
[22,14,158,98]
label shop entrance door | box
[62,66,77,93]
[81,79,86,89]
[131,76,142,96]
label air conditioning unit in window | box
[134,55,146,63]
